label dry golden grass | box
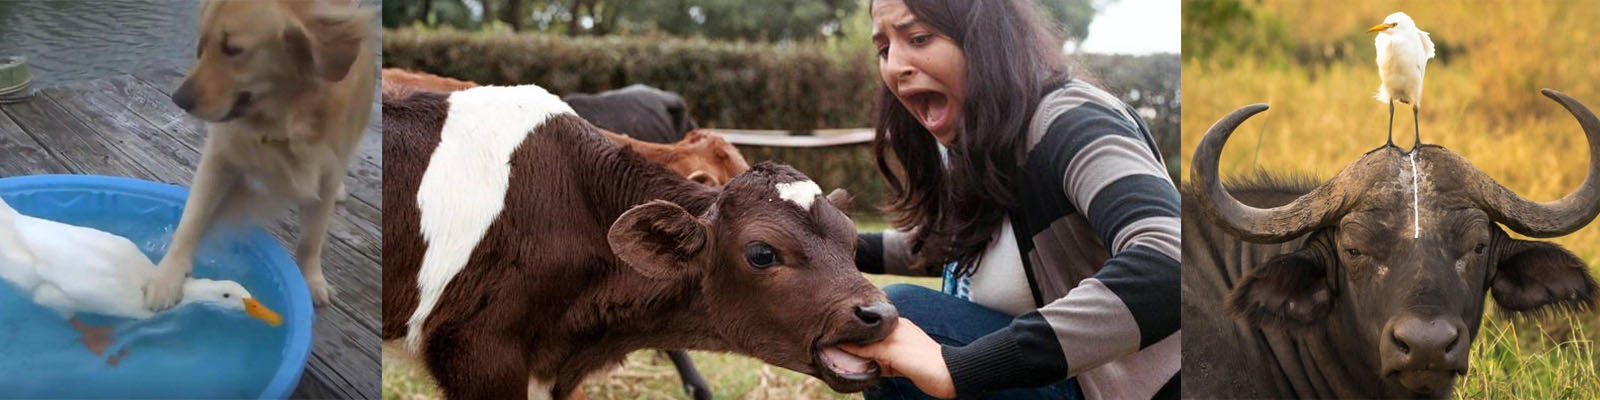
[1183,1,1600,397]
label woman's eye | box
[876,46,889,59]
[910,34,932,45]
[744,242,780,269]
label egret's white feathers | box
[1419,30,1436,59]
[1373,12,1433,106]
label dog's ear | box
[283,7,372,82]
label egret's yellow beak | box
[243,298,283,327]
[1368,22,1396,33]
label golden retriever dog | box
[146,0,375,309]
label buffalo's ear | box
[1490,238,1597,314]
[608,200,709,280]
[1226,244,1335,333]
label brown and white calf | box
[380,85,895,399]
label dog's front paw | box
[143,265,189,311]
[306,273,337,307]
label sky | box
[1077,0,1181,55]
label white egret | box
[1370,12,1435,149]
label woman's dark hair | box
[872,0,1071,273]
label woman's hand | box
[839,318,956,399]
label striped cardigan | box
[858,81,1181,399]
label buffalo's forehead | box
[1340,148,1493,242]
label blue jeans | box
[865,284,1084,400]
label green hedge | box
[383,29,1181,215]
[383,29,878,130]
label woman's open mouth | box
[904,90,952,133]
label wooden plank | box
[705,128,875,147]
[0,110,72,176]
[0,88,155,178]
[292,302,382,400]
[42,76,380,399]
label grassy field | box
[381,216,941,400]
[1183,1,1600,397]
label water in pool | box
[0,190,291,398]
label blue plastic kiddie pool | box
[0,175,312,399]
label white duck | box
[0,195,282,336]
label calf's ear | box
[1490,237,1597,314]
[826,188,852,216]
[608,200,709,280]
[1226,242,1335,333]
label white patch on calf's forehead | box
[774,180,822,211]
[405,84,575,351]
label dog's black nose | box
[171,80,197,111]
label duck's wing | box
[18,217,156,319]
[0,201,35,266]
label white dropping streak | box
[1409,152,1419,239]
[406,85,575,351]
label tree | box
[1038,0,1099,45]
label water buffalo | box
[1182,89,1600,398]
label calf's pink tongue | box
[822,346,874,375]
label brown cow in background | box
[380,68,749,186]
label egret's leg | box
[1387,100,1396,147]
[1413,103,1422,148]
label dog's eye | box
[220,32,242,56]
[744,242,780,269]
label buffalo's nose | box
[852,301,898,329]
[171,80,197,111]
[1383,314,1468,374]
[1391,316,1460,358]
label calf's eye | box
[744,242,780,269]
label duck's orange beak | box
[243,298,283,327]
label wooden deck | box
[0,67,381,399]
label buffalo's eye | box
[1473,243,1487,255]
[744,242,780,269]
[1344,248,1362,257]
